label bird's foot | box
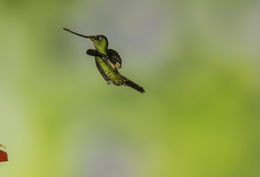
[107,81,112,85]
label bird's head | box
[63,28,108,54]
[88,35,108,54]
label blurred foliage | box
[0,0,259,177]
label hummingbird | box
[63,28,145,93]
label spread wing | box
[107,49,122,69]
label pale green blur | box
[0,0,259,177]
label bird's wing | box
[87,49,106,57]
[107,49,122,69]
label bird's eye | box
[97,36,101,40]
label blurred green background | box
[0,0,259,177]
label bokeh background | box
[0,0,260,177]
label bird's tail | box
[124,79,145,93]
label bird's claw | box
[107,81,112,85]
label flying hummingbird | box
[63,28,145,93]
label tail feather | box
[124,79,145,93]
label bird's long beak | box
[63,28,94,41]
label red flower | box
[0,150,8,162]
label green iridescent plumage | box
[64,28,145,93]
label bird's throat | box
[96,48,107,55]
[93,44,107,55]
